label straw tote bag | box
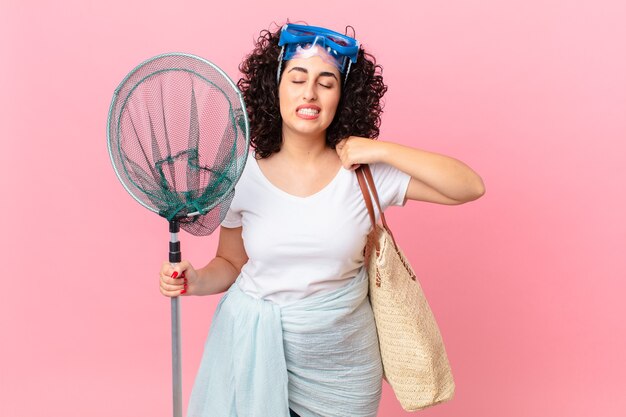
[356,165,455,411]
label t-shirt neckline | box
[251,154,345,201]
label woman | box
[159,23,484,417]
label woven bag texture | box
[366,224,455,411]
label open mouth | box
[297,108,320,116]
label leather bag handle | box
[356,167,376,230]
[356,165,398,247]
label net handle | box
[169,220,182,417]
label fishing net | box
[106,53,249,417]
[107,53,249,235]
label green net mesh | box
[107,53,249,236]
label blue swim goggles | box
[277,23,360,84]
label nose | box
[302,80,317,101]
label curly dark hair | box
[237,24,388,159]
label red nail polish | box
[171,271,178,279]
[180,289,186,295]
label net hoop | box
[106,52,250,217]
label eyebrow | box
[287,67,338,80]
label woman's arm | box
[336,137,485,205]
[159,226,248,297]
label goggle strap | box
[344,59,352,84]
[276,46,285,84]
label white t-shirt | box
[221,153,411,305]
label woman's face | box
[278,50,342,139]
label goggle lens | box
[277,23,359,83]
[279,24,359,64]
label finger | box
[161,261,175,277]
[335,146,349,166]
[169,260,191,279]
[162,280,187,296]
[159,284,181,298]
[160,272,182,285]
[339,145,356,168]
[172,260,193,278]
[160,280,184,293]
[160,286,186,298]
[341,156,354,170]
[178,259,191,271]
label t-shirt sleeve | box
[220,205,242,228]
[368,162,412,211]
[220,155,251,228]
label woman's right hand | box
[159,260,198,297]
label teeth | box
[297,108,319,116]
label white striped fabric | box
[187,268,383,417]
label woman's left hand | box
[335,136,385,170]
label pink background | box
[1,1,625,416]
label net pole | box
[169,220,182,417]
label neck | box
[279,129,329,163]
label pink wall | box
[1,1,624,416]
